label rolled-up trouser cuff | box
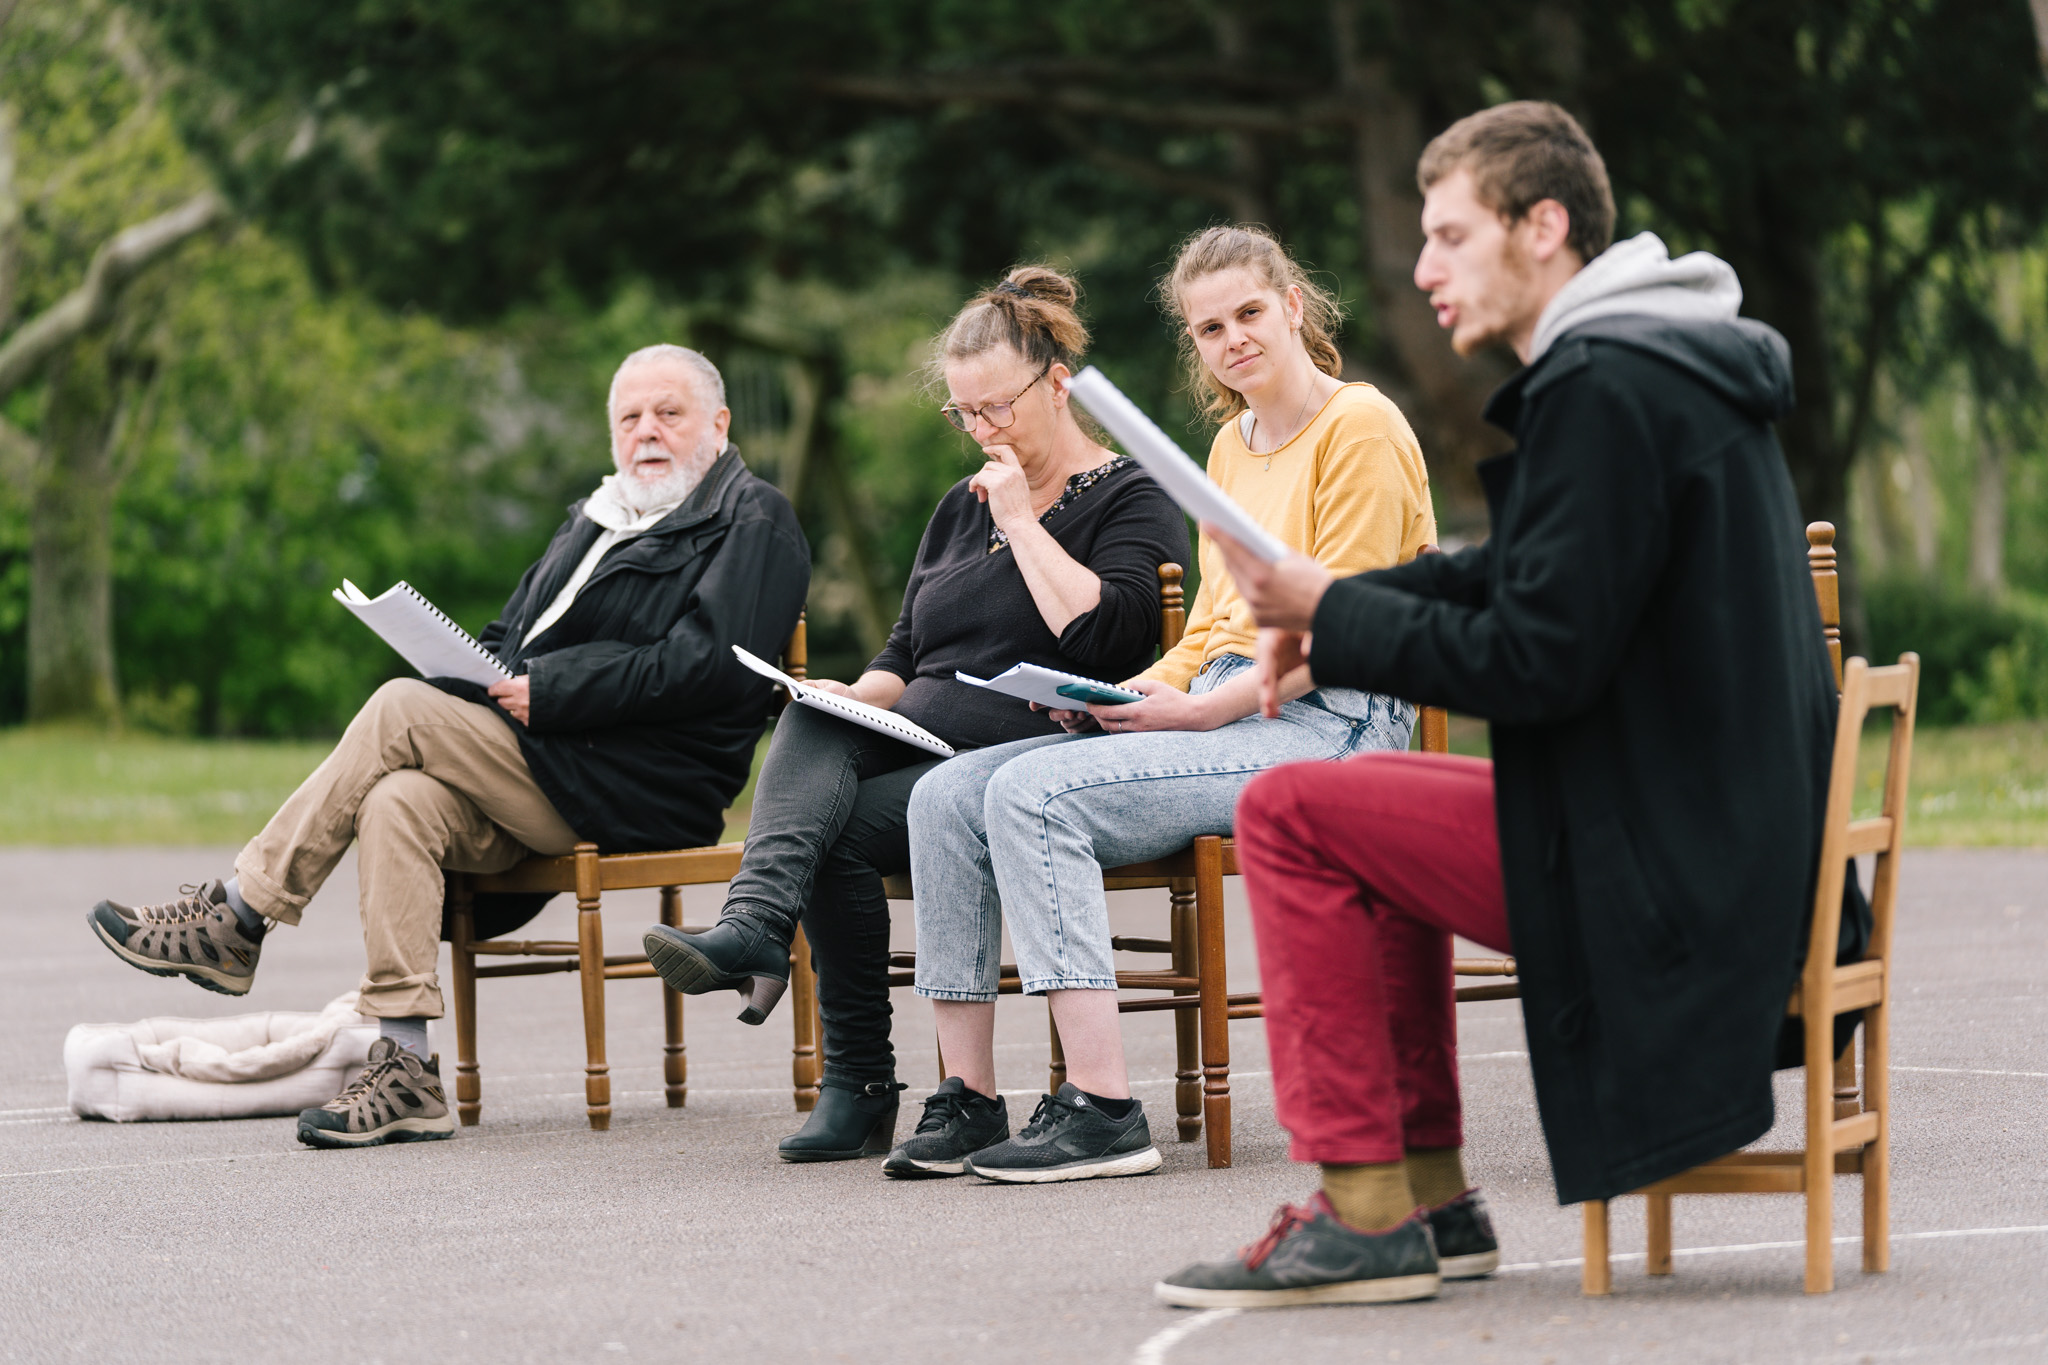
[1020,976,1118,995]
[914,987,1000,1003]
[356,972,444,1020]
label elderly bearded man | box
[86,344,810,1149]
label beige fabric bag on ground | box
[65,992,382,1122]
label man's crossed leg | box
[87,679,577,1147]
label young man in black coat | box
[1158,103,1843,1309]
[85,344,809,1149]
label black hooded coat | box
[433,446,808,859]
[1309,315,1846,1203]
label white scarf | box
[520,473,692,648]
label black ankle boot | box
[643,916,791,1024]
[779,1081,907,1163]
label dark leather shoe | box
[643,917,791,1024]
[778,1081,906,1163]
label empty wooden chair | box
[1581,646,1919,1295]
[443,618,823,1131]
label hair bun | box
[1002,266,1078,311]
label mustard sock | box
[1318,1161,1415,1232]
[1404,1145,1469,1209]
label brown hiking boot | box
[87,879,263,996]
[297,1038,455,1149]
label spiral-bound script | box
[334,579,512,687]
[731,646,956,757]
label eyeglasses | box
[940,361,1052,433]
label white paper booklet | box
[333,579,512,687]
[731,646,957,758]
[1066,366,1291,563]
[955,664,1143,711]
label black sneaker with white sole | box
[962,1083,1160,1184]
[1154,1194,1442,1309]
[1427,1188,1500,1279]
[881,1077,1010,1178]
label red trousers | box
[1236,751,1511,1165]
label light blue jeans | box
[909,653,1413,999]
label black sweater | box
[869,460,1189,749]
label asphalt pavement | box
[1,845,2043,1364]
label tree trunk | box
[28,337,120,724]
[1969,421,2006,595]
[1330,5,1512,538]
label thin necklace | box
[1248,384,1318,471]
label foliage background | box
[1,0,2046,737]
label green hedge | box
[1864,578,2048,724]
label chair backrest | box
[1158,564,1186,653]
[1808,523,1844,689]
[1801,652,1918,1054]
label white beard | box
[616,438,721,514]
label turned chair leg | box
[789,926,821,1112]
[660,886,686,1109]
[1169,878,1201,1143]
[1193,837,1231,1168]
[573,844,611,1131]
[1583,1200,1613,1296]
[448,877,482,1127]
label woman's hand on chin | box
[1086,678,1216,734]
[970,443,1036,534]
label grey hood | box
[1530,232,1793,423]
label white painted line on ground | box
[1498,1222,2048,1273]
[1131,1308,1237,1365]
[0,1123,591,1180]
[0,1107,70,1117]
[1896,1064,2048,1079]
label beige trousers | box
[235,679,579,1019]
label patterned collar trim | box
[988,455,1133,553]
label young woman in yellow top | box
[888,227,1436,1184]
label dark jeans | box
[724,704,942,1088]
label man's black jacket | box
[434,446,808,854]
[1310,315,1842,1204]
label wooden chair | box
[1581,649,1917,1295]
[1580,527,1916,1296]
[443,617,823,1131]
[880,562,1465,1169]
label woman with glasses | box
[887,225,1435,1185]
[645,266,1187,1164]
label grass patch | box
[4,715,2040,848]
[0,727,333,845]
[0,725,776,847]
[1436,715,2047,847]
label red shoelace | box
[1238,1199,1322,1270]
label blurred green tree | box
[0,2,225,723]
[139,0,2048,560]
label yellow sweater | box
[1140,383,1436,689]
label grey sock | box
[220,877,267,938]
[380,1017,431,1058]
